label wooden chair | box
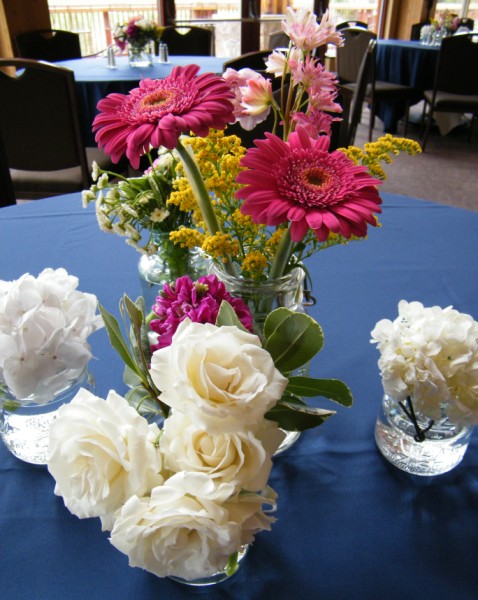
[15,29,81,62]
[160,26,214,56]
[0,59,113,200]
[331,40,377,148]
[421,33,478,151]
[337,28,412,141]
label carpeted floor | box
[354,105,478,211]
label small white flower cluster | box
[48,319,287,581]
[0,268,103,403]
[371,300,478,422]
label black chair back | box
[15,29,81,62]
[421,33,478,150]
[434,33,478,95]
[410,22,429,41]
[224,51,271,71]
[336,28,376,84]
[337,21,368,31]
[160,26,214,56]
[0,132,16,207]
[455,17,474,31]
[348,39,376,145]
[268,31,290,49]
[0,59,90,198]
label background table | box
[56,55,228,145]
[375,40,439,133]
[1,192,478,599]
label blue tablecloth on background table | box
[1,192,478,599]
[55,55,227,145]
[375,40,439,132]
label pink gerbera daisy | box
[236,128,382,242]
[93,65,235,168]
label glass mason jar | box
[0,367,92,465]
[375,393,474,476]
[209,263,312,454]
[208,263,308,336]
[138,231,208,309]
[169,545,249,587]
[128,42,153,67]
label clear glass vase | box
[128,42,153,67]
[0,367,92,465]
[138,231,208,309]
[209,263,310,454]
[375,393,474,476]
[169,545,249,587]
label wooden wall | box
[382,0,434,40]
[0,0,51,58]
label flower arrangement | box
[113,16,162,51]
[371,300,478,431]
[431,10,459,34]
[48,282,352,580]
[82,149,192,255]
[91,7,421,287]
[0,268,103,406]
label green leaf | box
[123,365,142,388]
[125,385,160,416]
[266,396,335,431]
[215,300,248,331]
[286,376,353,407]
[263,308,324,373]
[123,295,144,330]
[121,295,152,368]
[98,303,139,375]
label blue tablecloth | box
[375,40,439,132]
[1,193,478,599]
[55,55,227,145]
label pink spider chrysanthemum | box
[93,65,235,169]
[236,128,382,243]
[281,7,343,53]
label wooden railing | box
[48,4,381,58]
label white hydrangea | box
[0,268,103,403]
[371,300,478,422]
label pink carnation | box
[149,275,253,350]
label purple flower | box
[149,275,253,350]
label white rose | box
[109,472,242,580]
[223,486,278,545]
[48,388,163,528]
[160,410,285,491]
[149,320,288,432]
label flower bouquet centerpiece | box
[372,300,478,476]
[113,16,162,67]
[427,10,459,45]
[0,268,103,464]
[90,6,420,331]
[47,279,353,583]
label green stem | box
[268,226,294,280]
[176,140,236,276]
[398,396,434,443]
